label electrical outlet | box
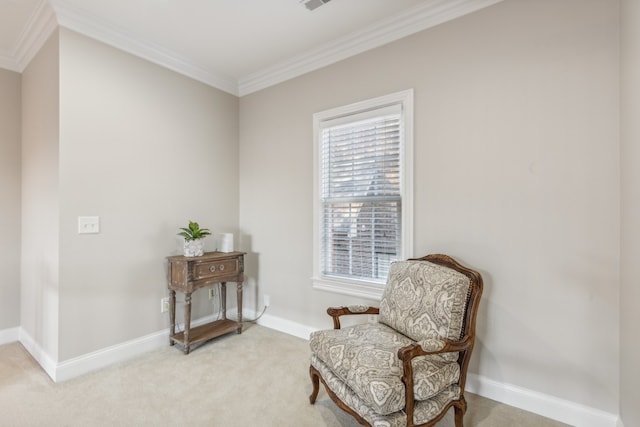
[161,297,170,313]
[208,288,215,299]
[264,294,270,307]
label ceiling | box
[0,0,502,96]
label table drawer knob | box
[209,265,216,273]
[219,264,225,271]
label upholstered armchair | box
[309,254,483,427]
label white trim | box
[2,0,504,95]
[14,0,58,72]
[18,328,57,381]
[312,89,414,300]
[18,315,216,383]
[0,50,19,72]
[10,315,622,426]
[53,314,222,382]
[466,373,620,427]
[312,276,385,301]
[238,0,505,95]
[256,313,317,341]
[0,327,20,345]
[50,0,239,95]
[0,0,57,72]
[401,90,414,258]
[249,314,622,427]
[54,328,168,382]
[263,312,621,427]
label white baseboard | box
[5,317,621,427]
[54,329,168,382]
[255,312,318,340]
[253,314,620,427]
[466,373,619,427]
[16,315,218,383]
[18,329,57,381]
[0,327,19,345]
[53,314,224,382]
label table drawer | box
[194,258,239,280]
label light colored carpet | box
[0,324,569,427]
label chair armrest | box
[398,335,472,360]
[414,338,447,352]
[326,305,379,329]
[396,335,472,422]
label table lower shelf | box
[170,319,241,349]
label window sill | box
[311,276,384,301]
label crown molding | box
[0,52,18,73]
[0,0,57,72]
[15,0,58,71]
[50,0,239,95]
[3,0,504,95]
[237,0,504,96]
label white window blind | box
[319,104,402,283]
[313,90,413,299]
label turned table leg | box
[184,292,192,354]
[169,290,176,346]
[220,282,227,320]
[237,281,243,334]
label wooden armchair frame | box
[309,254,484,427]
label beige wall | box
[21,30,60,360]
[2,0,630,421]
[239,0,620,413]
[620,0,640,425]
[56,28,239,360]
[0,69,21,331]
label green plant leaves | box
[177,220,211,241]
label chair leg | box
[454,407,464,427]
[454,397,467,427]
[309,365,320,404]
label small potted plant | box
[177,220,211,257]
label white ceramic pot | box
[183,238,205,257]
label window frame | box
[312,89,414,300]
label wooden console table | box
[166,251,245,354]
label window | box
[312,90,413,299]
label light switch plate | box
[78,216,100,234]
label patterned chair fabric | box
[309,322,461,415]
[309,256,482,427]
[379,260,471,343]
[311,354,461,427]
